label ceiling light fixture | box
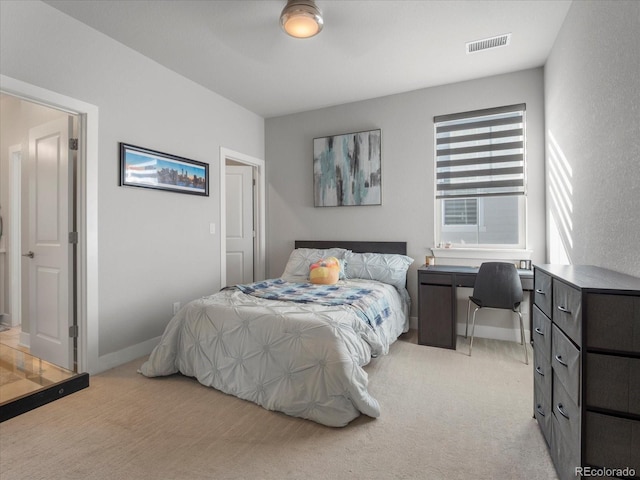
[280,0,323,39]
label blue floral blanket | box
[235,279,391,328]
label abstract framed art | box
[119,143,209,196]
[313,129,382,207]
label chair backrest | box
[472,262,523,310]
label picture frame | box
[119,143,209,196]
[313,129,381,207]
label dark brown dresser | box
[532,264,640,480]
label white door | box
[28,117,73,370]
[226,165,254,286]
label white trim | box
[456,323,531,344]
[408,317,531,343]
[19,330,30,349]
[8,144,22,327]
[1,74,99,375]
[433,247,532,262]
[219,147,265,288]
[99,335,161,373]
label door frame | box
[1,74,99,374]
[7,144,22,328]
[219,147,265,288]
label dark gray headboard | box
[294,240,406,256]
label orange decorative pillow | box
[309,257,340,285]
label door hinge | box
[69,138,79,151]
[69,231,79,244]
[69,325,79,338]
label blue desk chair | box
[466,262,528,364]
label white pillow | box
[344,252,413,289]
[281,248,350,282]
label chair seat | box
[469,296,482,307]
[469,295,521,311]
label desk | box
[417,265,534,349]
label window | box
[434,104,526,248]
[443,198,478,226]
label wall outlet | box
[173,302,181,315]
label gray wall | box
[265,68,547,316]
[544,0,640,277]
[0,0,264,367]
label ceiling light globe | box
[280,0,323,39]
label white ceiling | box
[44,0,572,118]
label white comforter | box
[139,279,409,427]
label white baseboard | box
[408,316,530,343]
[0,314,20,327]
[457,322,531,344]
[12,329,159,374]
[97,335,161,374]
[96,320,528,374]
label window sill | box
[432,247,532,264]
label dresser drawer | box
[552,372,581,449]
[532,305,552,361]
[550,415,580,480]
[534,346,552,397]
[419,272,451,286]
[454,273,476,288]
[586,353,640,415]
[584,412,640,473]
[553,281,582,347]
[534,377,552,447]
[552,324,581,404]
[586,293,640,354]
[534,269,552,318]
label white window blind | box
[435,104,526,199]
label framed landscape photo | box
[313,129,381,207]
[119,143,209,196]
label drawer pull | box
[535,404,545,417]
[557,305,572,314]
[534,327,544,336]
[556,403,570,420]
[535,289,546,295]
[554,354,568,367]
[535,366,545,377]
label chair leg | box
[465,300,471,338]
[469,307,479,356]
[517,310,528,365]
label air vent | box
[466,33,511,54]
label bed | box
[139,241,412,427]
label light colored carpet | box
[0,333,557,480]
